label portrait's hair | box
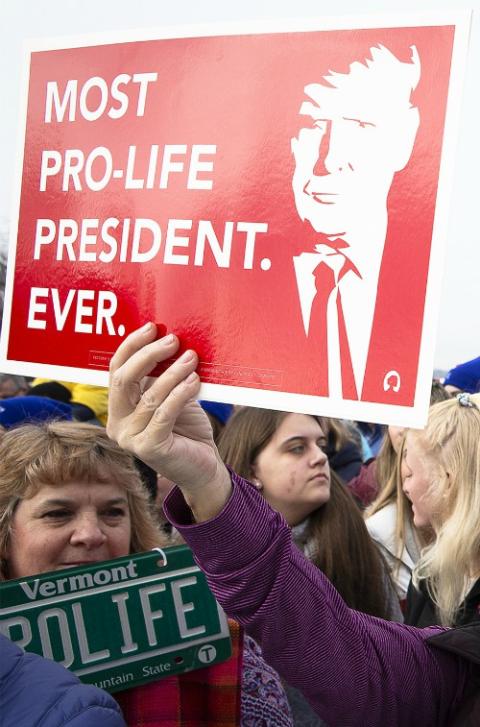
[218,407,392,618]
[411,393,480,626]
[0,421,165,579]
[320,44,421,108]
[296,43,421,177]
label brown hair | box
[219,407,392,618]
[429,380,451,406]
[319,417,351,453]
[0,421,166,578]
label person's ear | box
[251,478,263,490]
[438,470,454,513]
[444,470,453,492]
[249,462,263,490]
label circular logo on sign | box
[198,644,217,664]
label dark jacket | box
[428,625,480,726]
[406,578,480,629]
[326,431,363,483]
[0,634,126,727]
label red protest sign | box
[0,14,470,426]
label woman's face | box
[6,481,132,579]
[401,433,439,529]
[253,414,331,526]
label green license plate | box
[0,545,231,692]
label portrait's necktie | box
[336,288,358,400]
[310,253,359,399]
[309,261,336,394]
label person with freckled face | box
[218,407,400,621]
[246,413,331,525]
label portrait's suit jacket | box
[275,234,422,407]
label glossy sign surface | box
[0,15,469,425]
[0,547,231,692]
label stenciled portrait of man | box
[291,44,421,401]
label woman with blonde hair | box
[350,381,451,508]
[365,437,428,607]
[404,392,480,627]
[348,423,404,507]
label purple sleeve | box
[163,473,468,726]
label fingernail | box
[163,333,175,344]
[185,372,198,383]
[179,350,194,363]
[141,322,153,333]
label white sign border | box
[0,10,472,428]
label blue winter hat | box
[444,357,480,394]
[199,400,234,425]
[0,396,73,429]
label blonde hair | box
[368,439,406,557]
[374,431,398,493]
[0,421,166,578]
[411,393,480,625]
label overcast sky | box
[1,0,479,372]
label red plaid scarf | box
[115,620,243,726]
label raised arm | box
[107,322,231,521]
[107,324,468,727]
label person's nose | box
[312,120,348,176]
[310,444,328,466]
[70,514,107,549]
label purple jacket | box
[164,473,470,727]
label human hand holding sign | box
[107,322,232,521]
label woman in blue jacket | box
[1,633,125,727]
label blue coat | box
[0,634,126,726]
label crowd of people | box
[0,354,480,727]
[0,349,479,725]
